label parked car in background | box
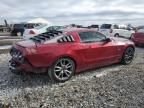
[88,25,99,31]
[100,24,135,38]
[11,24,25,36]
[11,23,41,36]
[131,28,144,46]
[23,25,64,40]
[23,24,50,39]
[9,28,135,82]
[47,26,65,31]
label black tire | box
[114,33,119,37]
[121,47,135,65]
[48,58,75,82]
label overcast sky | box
[0,0,144,25]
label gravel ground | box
[0,47,144,108]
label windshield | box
[34,24,48,29]
[47,26,64,31]
[54,26,64,30]
[100,24,112,29]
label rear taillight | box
[110,29,113,33]
[29,30,35,35]
[26,48,37,54]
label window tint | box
[79,32,106,43]
[90,25,99,28]
[113,25,119,29]
[100,24,111,29]
[47,26,64,31]
[35,24,47,29]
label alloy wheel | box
[53,58,75,81]
[124,47,134,64]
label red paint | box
[10,29,135,73]
[131,32,144,45]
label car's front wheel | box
[48,58,75,82]
[121,47,135,65]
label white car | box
[100,24,135,38]
[23,24,50,40]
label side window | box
[119,25,127,30]
[79,32,106,43]
[113,25,119,29]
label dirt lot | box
[0,47,144,108]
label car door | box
[124,27,133,38]
[78,32,118,67]
[136,29,144,43]
[118,27,126,37]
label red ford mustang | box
[131,28,144,46]
[9,28,135,82]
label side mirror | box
[103,38,111,43]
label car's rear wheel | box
[121,47,134,65]
[48,58,75,82]
[114,33,119,37]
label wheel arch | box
[114,33,119,37]
[52,55,77,71]
[125,45,135,52]
[120,45,135,61]
[121,45,135,65]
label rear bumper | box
[9,59,47,74]
[9,60,22,74]
[9,59,34,74]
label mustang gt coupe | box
[9,28,135,82]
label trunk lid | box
[16,40,37,48]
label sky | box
[0,0,144,26]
